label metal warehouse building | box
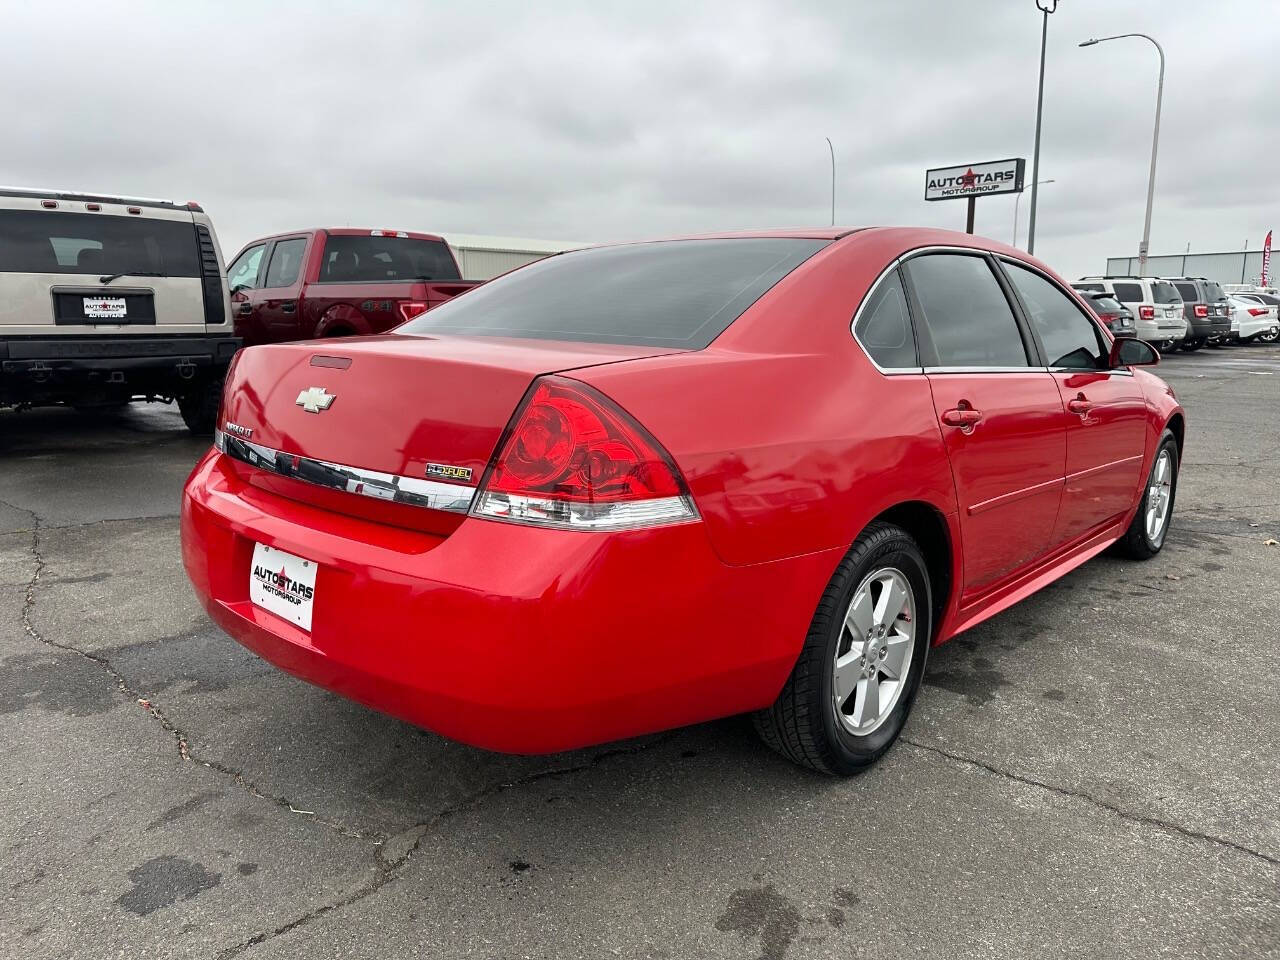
[445,234,586,280]
[1105,248,1268,286]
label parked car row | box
[1073,274,1277,351]
[0,189,482,432]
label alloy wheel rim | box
[1145,449,1173,543]
[832,567,915,736]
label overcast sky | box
[2,1,1275,277]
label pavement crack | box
[902,738,1279,869]
[17,516,376,845]
[214,732,677,958]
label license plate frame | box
[249,543,317,631]
[83,297,127,320]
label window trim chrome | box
[214,429,475,514]
[849,256,924,375]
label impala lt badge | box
[295,386,336,414]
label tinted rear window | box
[319,235,460,283]
[1112,282,1143,303]
[1092,296,1124,313]
[0,209,199,277]
[397,238,829,348]
[1203,282,1226,301]
[1152,281,1181,304]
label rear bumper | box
[1186,318,1231,338]
[1,335,240,402]
[1,335,239,370]
[181,451,835,753]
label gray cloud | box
[1,0,1274,275]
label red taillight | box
[127,206,142,215]
[397,300,429,323]
[1139,305,1155,320]
[85,202,100,211]
[41,199,57,208]
[1194,304,1208,318]
[473,377,696,530]
[1098,313,1116,327]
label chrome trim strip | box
[967,476,1063,516]
[1065,454,1144,483]
[214,429,475,514]
[923,365,1046,374]
[848,255,925,375]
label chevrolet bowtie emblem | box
[295,386,336,414]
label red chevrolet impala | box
[182,227,1183,774]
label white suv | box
[0,187,238,433]
[1075,276,1187,349]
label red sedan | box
[182,227,1184,774]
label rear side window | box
[1174,282,1198,302]
[1004,262,1106,370]
[1111,282,1143,303]
[263,237,307,288]
[0,209,199,277]
[854,270,917,368]
[1153,281,1181,304]
[905,253,1029,368]
[398,237,829,348]
[319,235,460,283]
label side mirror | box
[1110,337,1159,369]
[230,282,249,295]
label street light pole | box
[825,137,835,226]
[1080,33,1165,275]
[1014,179,1055,248]
[1026,0,1057,256]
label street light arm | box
[1079,32,1164,274]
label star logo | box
[295,386,336,414]
[959,168,978,189]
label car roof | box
[246,227,449,244]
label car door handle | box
[235,302,252,316]
[1067,397,1092,416]
[280,301,297,314]
[940,408,982,428]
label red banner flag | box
[1263,230,1272,286]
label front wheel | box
[1116,431,1179,559]
[753,522,932,775]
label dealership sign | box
[925,158,1026,201]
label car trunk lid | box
[218,334,685,532]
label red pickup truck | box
[224,228,479,346]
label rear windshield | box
[397,237,829,348]
[0,209,199,277]
[319,235,460,283]
[1152,281,1181,304]
[1091,295,1123,312]
[1203,281,1227,301]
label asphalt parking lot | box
[2,345,1278,960]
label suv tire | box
[178,378,222,436]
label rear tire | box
[178,378,222,436]
[1116,431,1179,560]
[1259,328,1279,344]
[753,522,932,776]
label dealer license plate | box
[249,543,317,631]
[83,297,127,319]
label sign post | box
[925,158,1026,235]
